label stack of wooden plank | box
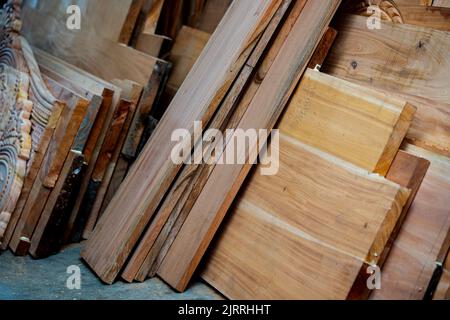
[0,0,172,258]
[81,0,343,290]
[0,0,449,301]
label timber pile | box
[0,0,449,301]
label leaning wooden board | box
[371,144,450,300]
[157,0,342,292]
[323,14,450,158]
[81,0,285,284]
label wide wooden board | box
[81,0,283,284]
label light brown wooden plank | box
[157,0,342,292]
[81,0,285,284]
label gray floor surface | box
[0,243,223,300]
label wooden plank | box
[323,14,450,158]
[279,70,415,175]
[119,0,147,44]
[143,0,165,35]
[9,76,89,255]
[201,135,409,299]
[166,26,211,92]
[123,0,301,282]
[81,0,285,284]
[371,144,450,299]
[157,0,342,292]
[28,151,84,258]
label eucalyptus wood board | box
[81,0,283,284]
[371,144,450,300]
[201,135,409,299]
[279,69,415,176]
[157,0,342,292]
[323,14,450,157]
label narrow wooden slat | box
[81,0,285,284]
[157,0,342,292]
[307,27,337,69]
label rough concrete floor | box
[0,243,223,300]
